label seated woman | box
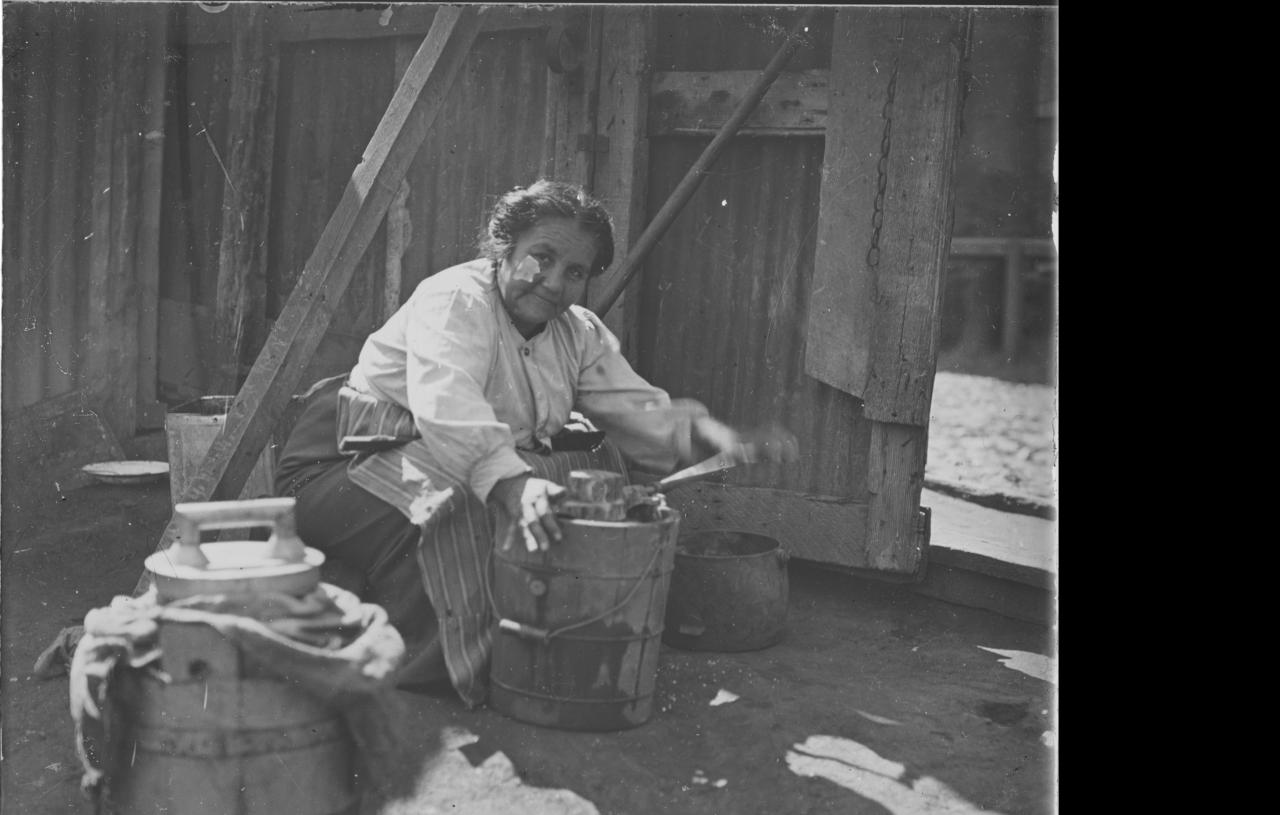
[274,180,795,706]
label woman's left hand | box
[490,474,567,552]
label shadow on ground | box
[2,479,1054,815]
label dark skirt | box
[274,377,449,684]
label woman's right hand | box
[490,474,566,553]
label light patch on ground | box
[854,709,903,726]
[787,735,1004,815]
[709,688,739,706]
[977,647,1055,684]
[380,727,600,815]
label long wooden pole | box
[139,6,483,583]
[135,5,170,429]
[592,7,817,318]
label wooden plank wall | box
[2,3,160,441]
[636,7,965,573]
[398,27,552,296]
[267,36,395,389]
[638,9,860,499]
[4,2,557,440]
[155,6,553,402]
[156,29,232,401]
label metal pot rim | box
[675,529,783,560]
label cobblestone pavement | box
[927,372,1057,514]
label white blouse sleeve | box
[572,311,706,475]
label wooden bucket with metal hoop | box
[112,498,357,815]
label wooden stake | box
[138,6,484,583]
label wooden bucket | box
[110,623,358,815]
[489,507,680,731]
[165,396,278,505]
[115,499,356,814]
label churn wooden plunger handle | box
[168,497,308,568]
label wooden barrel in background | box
[489,508,680,731]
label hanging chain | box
[867,20,906,300]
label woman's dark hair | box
[479,180,615,277]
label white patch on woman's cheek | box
[514,255,540,282]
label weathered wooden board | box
[913,564,1051,625]
[639,138,867,500]
[803,11,899,402]
[544,8,602,187]
[211,4,279,393]
[269,35,396,388]
[804,9,969,428]
[184,4,552,45]
[156,39,233,399]
[648,69,828,137]
[592,8,817,320]
[866,421,929,573]
[105,10,148,437]
[144,5,484,568]
[135,7,170,428]
[860,11,969,425]
[399,28,550,293]
[921,487,1055,589]
[588,8,654,361]
[43,15,84,400]
[380,39,416,323]
[664,482,872,569]
[85,15,123,432]
[12,5,55,404]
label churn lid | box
[146,497,325,602]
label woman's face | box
[497,217,598,337]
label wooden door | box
[556,7,970,576]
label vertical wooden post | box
[866,422,929,572]
[588,8,654,361]
[858,11,969,427]
[14,4,53,404]
[43,10,83,398]
[381,39,418,324]
[544,8,602,187]
[211,3,280,394]
[85,13,124,433]
[136,5,171,428]
[107,9,148,437]
[804,8,970,571]
[1001,241,1024,358]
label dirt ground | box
[1,473,1055,814]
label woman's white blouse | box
[348,259,702,503]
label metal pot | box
[662,530,788,652]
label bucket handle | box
[489,542,666,644]
[167,497,307,569]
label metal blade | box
[655,448,754,491]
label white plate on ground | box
[81,460,170,485]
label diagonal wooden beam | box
[140,5,484,576]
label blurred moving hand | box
[692,416,800,465]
